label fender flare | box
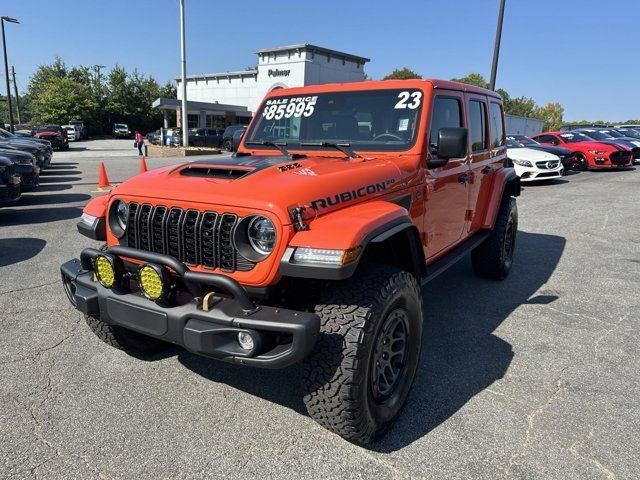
[481,168,520,230]
[279,201,425,280]
[77,195,109,241]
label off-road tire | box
[472,196,518,280]
[302,265,423,443]
[85,315,170,357]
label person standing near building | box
[135,131,144,156]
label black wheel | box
[575,153,589,171]
[302,265,423,443]
[472,196,518,280]
[85,315,170,357]
[224,140,232,152]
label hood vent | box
[179,166,251,180]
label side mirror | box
[428,127,468,168]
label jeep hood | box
[112,154,411,223]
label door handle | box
[458,173,472,184]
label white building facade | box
[156,44,369,129]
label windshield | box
[245,89,424,152]
[579,130,613,140]
[115,124,128,129]
[559,132,593,143]
[511,134,539,146]
[598,129,622,138]
[38,126,59,132]
[506,137,524,148]
[616,128,640,138]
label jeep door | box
[424,92,471,258]
[466,96,506,234]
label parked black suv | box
[191,128,224,147]
[222,125,247,151]
[0,147,39,190]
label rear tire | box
[85,315,170,357]
[472,196,518,280]
[302,265,423,444]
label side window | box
[489,102,505,148]
[469,100,487,152]
[429,97,462,154]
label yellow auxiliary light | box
[94,255,116,288]
[138,264,167,300]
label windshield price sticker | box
[394,91,422,109]
[560,134,573,138]
[263,96,318,120]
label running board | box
[421,231,490,285]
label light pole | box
[1,16,18,132]
[179,0,188,146]
[93,64,106,134]
[489,0,506,91]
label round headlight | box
[94,255,116,288]
[247,216,276,255]
[109,200,129,238]
[138,264,167,301]
[116,201,128,230]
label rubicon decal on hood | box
[310,179,396,210]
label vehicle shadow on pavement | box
[0,237,47,267]
[18,193,91,207]
[0,206,83,226]
[179,231,565,449]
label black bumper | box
[0,175,21,205]
[60,247,320,368]
[15,164,39,190]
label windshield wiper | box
[299,142,361,159]
[245,140,304,158]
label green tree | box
[450,72,489,88]
[31,76,97,124]
[504,96,537,117]
[383,67,422,80]
[534,102,564,131]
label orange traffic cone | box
[139,155,148,174]
[96,162,111,191]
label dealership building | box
[153,44,370,129]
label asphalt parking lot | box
[1,139,638,479]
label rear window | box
[489,103,505,148]
[469,100,487,152]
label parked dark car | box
[35,125,69,150]
[507,134,576,169]
[612,127,640,139]
[0,156,21,206]
[0,147,39,191]
[0,128,52,168]
[0,138,51,170]
[222,125,247,151]
[191,128,225,147]
[145,129,162,145]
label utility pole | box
[179,0,189,146]
[93,64,106,134]
[1,16,19,132]
[11,65,20,124]
[489,0,506,91]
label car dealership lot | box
[1,145,639,479]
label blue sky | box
[4,0,640,121]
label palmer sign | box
[268,69,291,78]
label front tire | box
[85,315,170,357]
[224,140,232,152]
[302,265,423,443]
[472,196,518,280]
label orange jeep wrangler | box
[61,79,520,443]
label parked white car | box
[507,138,564,182]
[62,125,78,142]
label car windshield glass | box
[617,128,640,138]
[506,137,524,148]
[115,124,127,128]
[599,129,622,138]
[514,135,538,145]
[245,89,424,152]
[580,130,613,140]
[559,132,593,143]
[38,126,58,132]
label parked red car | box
[531,131,632,170]
[34,125,69,151]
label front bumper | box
[515,164,564,182]
[60,246,320,368]
[0,175,21,205]
[15,164,39,190]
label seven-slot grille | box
[125,202,255,272]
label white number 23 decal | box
[394,91,422,109]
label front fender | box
[280,201,413,280]
[78,194,109,240]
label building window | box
[205,115,226,128]
[187,114,199,129]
